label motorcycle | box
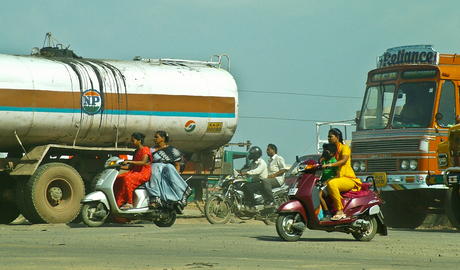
[276,158,387,241]
[80,156,179,227]
[204,174,289,225]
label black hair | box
[321,143,337,160]
[131,132,146,144]
[328,128,344,143]
[156,131,170,143]
[267,143,277,154]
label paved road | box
[0,216,459,270]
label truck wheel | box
[381,192,427,229]
[15,178,42,224]
[0,200,20,224]
[24,163,85,223]
[445,185,460,230]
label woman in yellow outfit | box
[323,128,362,221]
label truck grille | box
[367,159,397,172]
[352,139,419,153]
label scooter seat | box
[342,182,370,198]
[137,183,147,189]
[272,183,288,193]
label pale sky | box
[2,0,460,164]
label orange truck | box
[351,45,460,228]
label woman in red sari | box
[114,132,152,210]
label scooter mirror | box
[296,155,300,163]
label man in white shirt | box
[264,144,288,205]
[240,146,268,206]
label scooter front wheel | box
[204,195,232,224]
[276,213,303,241]
[81,203,108,227]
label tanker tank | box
[0,50,238,154]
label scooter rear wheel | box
[276,213,303,241]
[81,203,107,227]
[154,210,177,227]
[352,216,378,241]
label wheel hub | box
[48,187,63,205]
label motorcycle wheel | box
[352,216,378,241]
[276,213,303,241]
[204,195,232,224]
[154,210,177,227]
[81,203,108,227]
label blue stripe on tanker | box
[0,106,235,118]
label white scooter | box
[80,156,178,227]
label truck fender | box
[81,191,110,210]
[277,200,308,222]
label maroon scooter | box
[276,158,387,242]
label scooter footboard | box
[277,200,308,222]
[81,191,110,210]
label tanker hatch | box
[31,32,82,59]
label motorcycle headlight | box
[360,161,366,172]
[409,159,418,171]
[298,164,307,172]
[353,161,360,172]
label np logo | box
[184,120,196,132]
[81,89,103,115]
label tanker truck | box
[0,35,239,224]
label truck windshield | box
[391,82,436,128]
[358,84,396,130]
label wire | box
[239,116,325,122]
[239,90,362,100]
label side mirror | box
[296,155,300,163]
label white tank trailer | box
[0,43,238,224]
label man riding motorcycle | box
[240,146,272,206]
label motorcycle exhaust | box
[351,219,370,230]
[93,210,107,218]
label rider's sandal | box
[120,203,133,210]
[330,213,346,221]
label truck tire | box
[445,185,460,230]
[15,178,43,224]
[0,200,20,224]
[381,192,427,229]
[24,163,85,223]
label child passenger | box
[319,143,339,221]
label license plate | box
[288,188,298,195]
[373,172,387,187]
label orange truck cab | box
[351,45,460,228]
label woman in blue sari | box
[146,131,192,210]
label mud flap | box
[376,210,388,236]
